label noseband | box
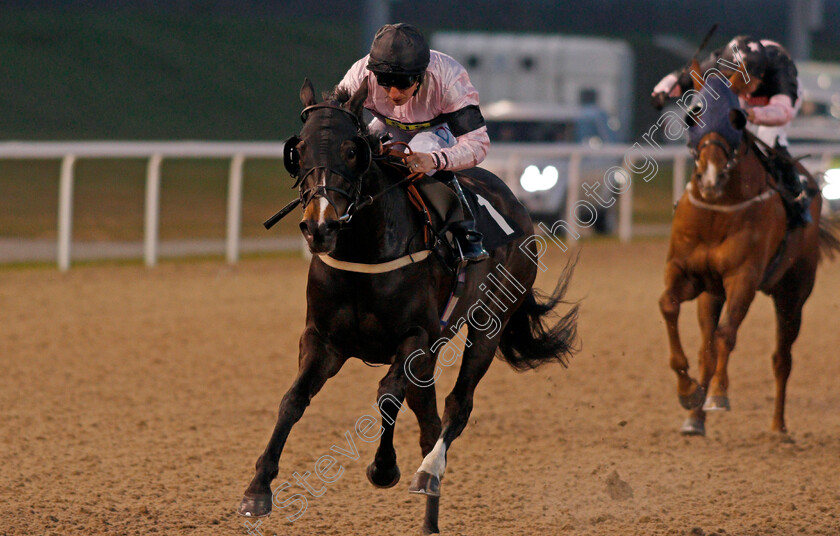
[691,133,743,181]
[296,166,365,223]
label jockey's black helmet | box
[366,23,430,76]
[720,35,768,80]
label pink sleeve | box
[433,59,490,170]
[750,94,796,126]
[434,127,490,171]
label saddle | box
[379,148,524,260]
[746,134,819,228]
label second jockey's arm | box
[746,94,796,127]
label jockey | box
[653,35,811,225]
[338,23,490,262]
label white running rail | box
[1,141,839,270]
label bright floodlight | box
[824,168,840,184]
[520,165,542,192]
[520,165,559,193]
[541,165,559,190]
[823,183,840,201]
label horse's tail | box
[818,213,840,262]
[497,256,580,371]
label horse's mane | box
[325,86,351,105]
[322,86,370,136]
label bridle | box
[690,132,744,185]
[264,102,423,231]
[285,103,373,224]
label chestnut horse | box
[661,75,840,436]
[238,79,578,533]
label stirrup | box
[450,221,488,263]
[455,237,489,263]
[784,190,812,227]
[796,194,813,225]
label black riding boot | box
[437,171,489,263]
[773,145,812,226]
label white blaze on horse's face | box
[317,197,329,224]
[701,161,719,196]
[300,171,340,254]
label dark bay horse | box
[661,75,840,436]
[238,79,578,533]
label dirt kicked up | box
[1,240,839,536]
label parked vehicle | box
[431,32,633,233]
[479,100,621,232]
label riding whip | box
[263,198,302,229]
[652,23,718,110]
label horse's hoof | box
[678,383,706,410]
[703,395,731,412]
[408,471,441,497]
[680,416,706,436]
[366,460,401,489]
[237,493,273,518]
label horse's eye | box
[347,148,356,159]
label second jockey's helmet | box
[720,35,768,80]
[367,23,430,76]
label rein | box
[266,105,436,258]
[350,144,425,214]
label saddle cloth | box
[413,168,525,251]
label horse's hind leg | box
[660,262,704,410]
[770,263,816,433]
[367,327,430,489]
[238,327,344,518]
[682,292,725,436]
[405,353,442,534]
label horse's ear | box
[729,108,748,130]
[300,78,317,107]
[691,59,703,92]
[346,83,369,121]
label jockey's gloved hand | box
[652,73,680,97]
[651,92,668,110]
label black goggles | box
[375,73,418,90]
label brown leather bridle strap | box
[696,137,733,160]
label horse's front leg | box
[238,326,344,517]
[408,332,496,500]
[405,339,442,535]
[704,271,759,411]
[660,260,704,410]
[681,292,725,435]
[366,326,430,489]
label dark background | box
[2,0,838,140]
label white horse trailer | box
[431,32,634,141]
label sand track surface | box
[2,240,839,535]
